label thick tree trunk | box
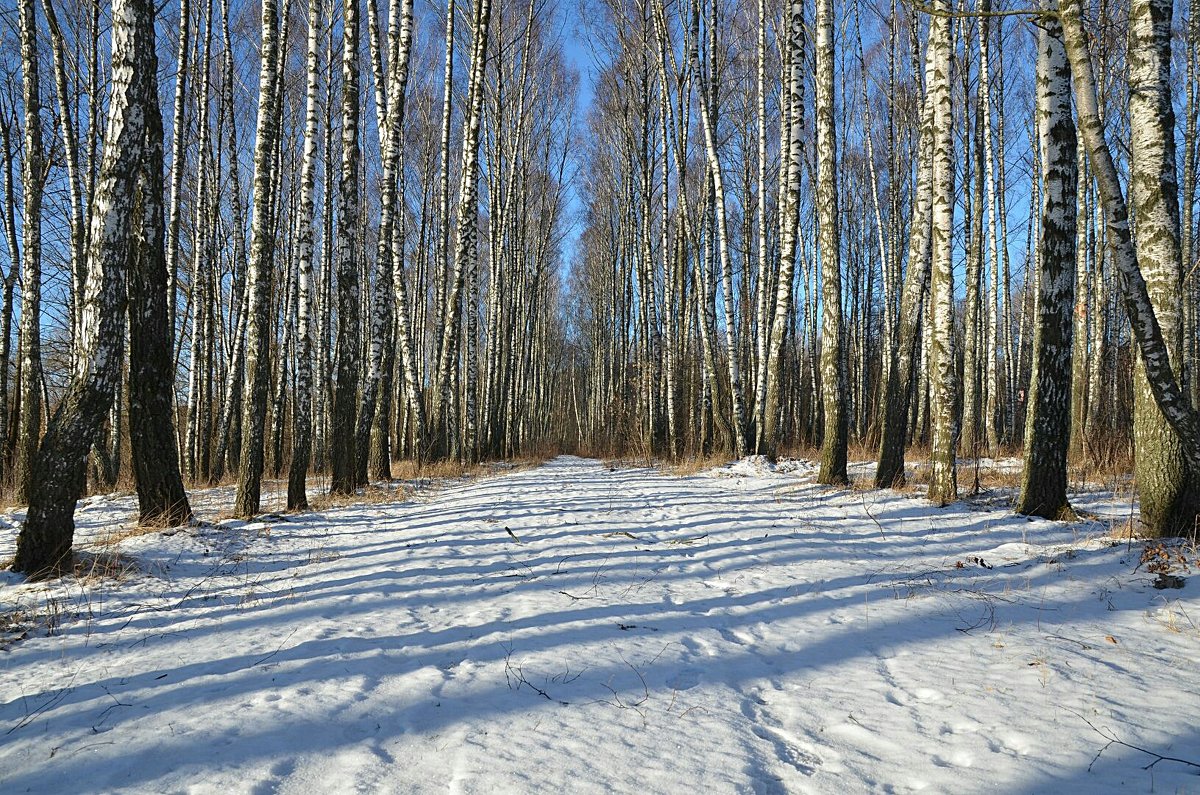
[1017,9,1077,520]
[1060,0,1200,488]
[13,0,153,576]
[330,0,364,492]
[128,0,192,528]
[1125,0,1199,536]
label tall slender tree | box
[815,0,848,485]
[330,0,364,491]
[926,0,957,506]
[234,0,284,516]
[14,0,44,505]
[288,0,325,510]
[760,0,805,459]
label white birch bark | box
[1017,7,1077,519]
[760,0,805,459]
[815,0,848,485]
[1059,0,1200,482]
[233,0,282,516]
[15,0,153,575]
[14,0,44,505]
[927,0,957,505]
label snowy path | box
[1,456,1198,793]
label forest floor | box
[1,456,1199,793]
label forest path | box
[1,456,1197,793]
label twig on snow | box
[251,629,298,667]
[1069,708,1200,773]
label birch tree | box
[1060,0,1200,532]
[356,0,417,483]
[926,0,957,506]
[14,0,158,575]
[432,0,492,461]
[234,0,283,516]
[1017,7,1076,520]
[815,0,849,485]
[128,0,193,528]
[288,0,324,510]
[330,0,364,492]
[760,0,805,460]
[13,0,44,505]
[1125,0,1198,535]
[876,19,936,489]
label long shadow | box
[1,563,1183,792]
[0,457,1183,792]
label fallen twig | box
[1069,708,1200,773]
[251,629,298,667]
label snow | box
[2,456,1198,793]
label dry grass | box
[390,459,490,482]
[92,523,174,548]
[850,474,877,492]
[305,456,548,512]
[660,454,733,476]
[72,549,140,583]
[307,483,413,511]
[962,464,1022,492]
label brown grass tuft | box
[660,454,733,476]
[72,549,140,583]
[307,483,412,511]
[93,523,173,548]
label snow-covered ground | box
[1,456,1197,793]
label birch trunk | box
[433,0,492,461]
[1125,0,1198,535]
[166,0,192,354]
[14,0,154,576]
[761,0,805,459]
[926,0,957,506]
[330,0,364,493]
[14,0,44,505]
[875,21,936,489]
[357,0,417,480]
[128,1,192,528]
[288,0,324,510]
[233,0,282,516]
[687,1,748,457]
[1017,9,1076,520]
[1059,0,1200,488]
[815,0,848,484]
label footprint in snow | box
[666,667,701,690]
[750,724,823,776]
[717,627,755,647]
[741,687,828,778]
[932,749,975,768]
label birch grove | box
[4,0,1200,576]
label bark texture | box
[14,0,154,576]
[1017,10,1077,520]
